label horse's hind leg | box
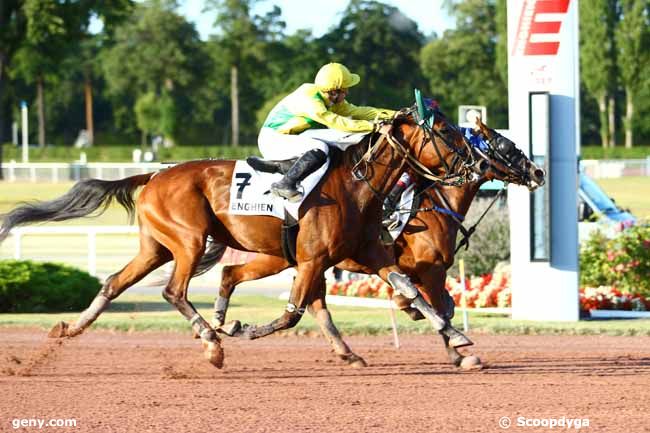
[162,237,224,368]
[49,233,172,338]
[235,259,325,340]
[308,278,367,368]
[214,255,290,329]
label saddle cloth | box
[387,184,416,241]
[228,159,330,220]
[228,130,369,220]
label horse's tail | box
[0,173,156,244]
[192,238,228,278]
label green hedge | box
[0,260,101,313]
[0,144,261,163]
[581,145,650,160]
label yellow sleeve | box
[332,101,396,122]
[294,96,376,133]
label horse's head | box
[390,108,479,185]
[470,117,546,191]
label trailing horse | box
[208,118,545,368]
[0,107,479,368]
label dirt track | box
[1,329,649,433]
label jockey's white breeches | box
[258,127,368,160]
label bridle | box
[351,106,481,201]
[472,128,534,188]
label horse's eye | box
[439,127,449,134]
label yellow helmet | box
[314,63,360,91]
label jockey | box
[253,62,396,202]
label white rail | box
[1,162,167,182]
[8,226,138,276]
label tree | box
[421,0,508,128]
[102,0,210,145]
[615,0,650,148]
[580,0,619,148]
[208,0,281,146]
[320,0,425,109]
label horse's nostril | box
[534,169,545,179]
[479,160,490,172]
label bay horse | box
[207,118,546,368]
[0,107,480,368]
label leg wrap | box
[213,296,230,326]
[387,272,419,299]
[73,295,111,330]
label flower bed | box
[328,272,650,312]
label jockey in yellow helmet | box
[251,62,396,202]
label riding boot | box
[271,149,328,202]
[247,156,296,175]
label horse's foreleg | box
[308,280,367,368]
[415,267,482,369]
[352,242,472,349]
[235,260,323,340]
[214,255,291,329]
[48,236,171,339]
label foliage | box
[452,198,511,277]
[421,0,508,128]
[0,260,100,313]
[2,0,650,149]
[581,145,650,159]
[320,0,425,109]
[134,92,161,136]
[102,1,211,144]
[580,224,650,297]
[579,0,619,147]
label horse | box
[206,117,546,368]
[0,106,481,368]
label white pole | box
[12,121,18,145]
[21,101,28,163]
[388,295,400,349]
[459,259,469,332]
[88,230,97,276]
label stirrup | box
[271,183,303,202]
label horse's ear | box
[474,115,486,133]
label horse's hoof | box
[340,353,368,368]
[217,320,241,337]
[203,341,224,369]
[459,355,483,370]
[48,321,69,338]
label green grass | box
[582,145,650,160]
[1,294,650,336]
[595,176,650,219]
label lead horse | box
[0,106,480,368]
[207,118,546,368]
